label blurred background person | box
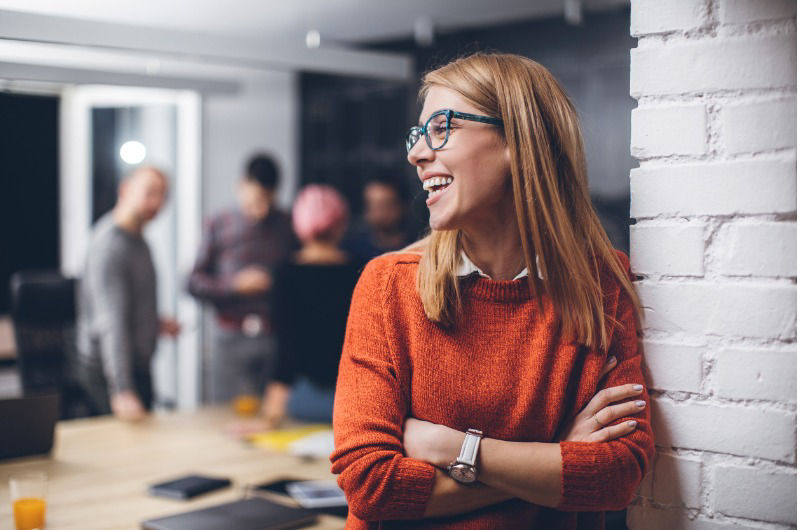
[188,154,297,404]
[229,184,362,435]
[76,166,181,421]
[343,177,414,261]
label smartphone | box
[252,477,297,496]
[286,480,347,509]
[251,477,348,518]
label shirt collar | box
[457,250,538,281]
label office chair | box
[9,270,91,419]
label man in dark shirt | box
[188,154,296,403]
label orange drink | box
[9,472,47,530]
[233,394,260,416]
[13,498,46,530]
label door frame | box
[60,85,202,410]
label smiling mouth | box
[422,176,453,197]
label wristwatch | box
[446,428,484,483]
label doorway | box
[60,85,202,410]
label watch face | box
[449,464,477,483]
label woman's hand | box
[558,355,646,442]
[403,417,463,468]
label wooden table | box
[0,408,345,529]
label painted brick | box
[631,223,706,276]
[720,98,797,154]
[637,468,654,498]
[719,0,797,25]
[714,221,797,277]
[631,0,709,35]
[711,464,797,524]
[716,347,797,402]
[638,281,796,340]
[630,160,796,218]
[628,506,762,530]
[642,340,705,393]
[631,105,707,157]
[650,397,796,462]
[652,453,703,507]
[631,35,796,96]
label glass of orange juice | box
[9,472,47,530]
[232,394,261,417]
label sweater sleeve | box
[89,246,135,394]
[330,259,436,522]
[558,274,655,511]
[187,217,236,301]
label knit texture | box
[331,252,654,529]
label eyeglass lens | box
[406,112,450,153]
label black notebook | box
[140,498,317,530]
[148,475,232,500]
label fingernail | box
[633,384,643,392]
[606,356,617,365]
[635,400,646,407]
[627,420,637,428]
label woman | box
[231,184,362,432]
[330,53,653,529]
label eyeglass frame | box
[406,109,503,153]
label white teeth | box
[422,176,453,191]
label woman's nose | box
[407,137,434,166]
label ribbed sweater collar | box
[459,274,532,303]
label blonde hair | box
[414,52,639,351]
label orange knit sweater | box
[330,252,653,529]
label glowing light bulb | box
[306,30,321,49]
[120,141,146,164]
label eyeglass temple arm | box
[451,111,503,125]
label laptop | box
[141,497,318,530]
[0,393,60,460]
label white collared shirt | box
[457,250,535,280]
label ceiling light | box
[306,30,321,49]
[120,141,147,164]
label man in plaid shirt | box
[188,154,297,403]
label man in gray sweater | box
[76,166,180,420]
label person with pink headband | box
[229,184,363,434]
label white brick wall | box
[628,1,797,528]
[716,347,797,401]
[720,97,797,154]
[631,0,709,36]
[642,340,705,393]
[631,35,796,96]
[630,160,797,217]
[710,463,797,524]
[630,223,706,277]
[631,105,708,157]
[651,453,704,507]
[713,221,797,277]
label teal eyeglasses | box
[406,109,503,153]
